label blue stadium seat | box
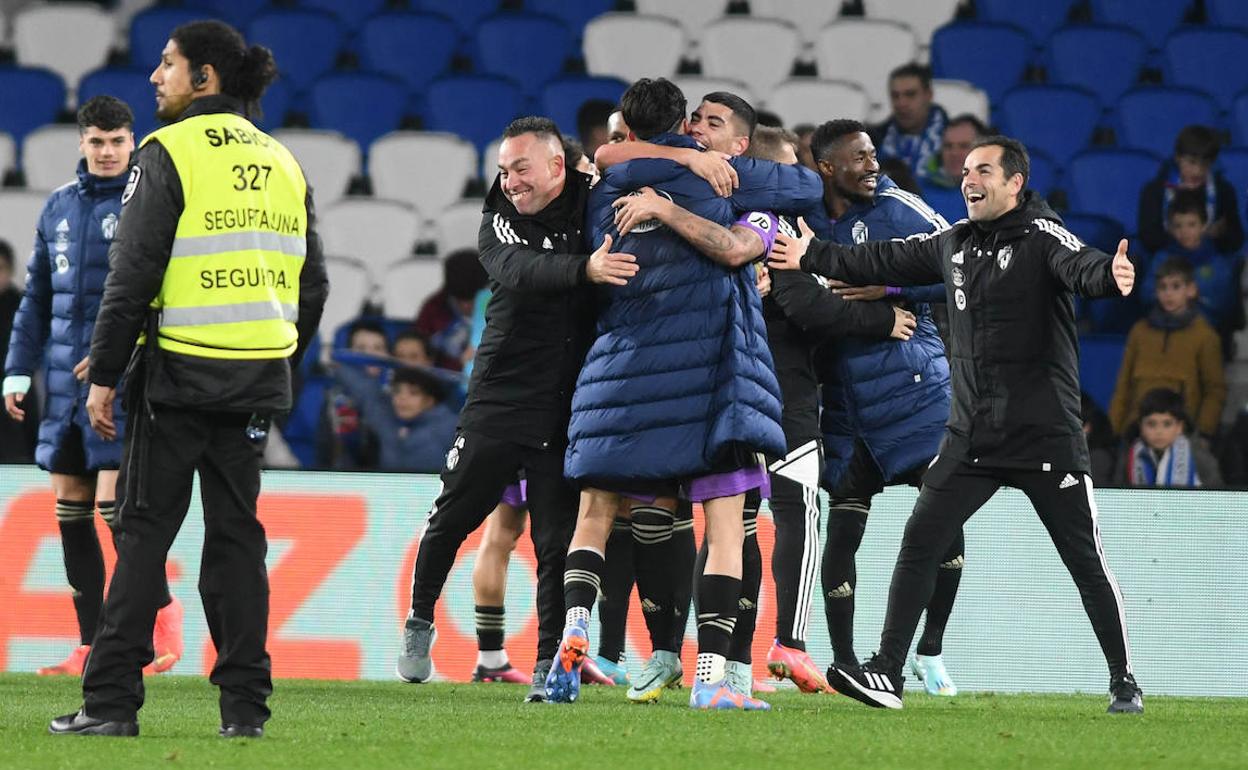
[247,9,344,92]
[1217,147,1248,202]
[1164,28,1248,110]
[1089,0,1190,49]
[282,373,331,468]
[310,72,407,151]
[975,0,1078,45]
[540,76,628,140]
[185,0,271,28]
[1047,25,1148,108]
[302,0,388,32]
[1233,91,1248,146]
[1207,0,1248,30]
[425,75,525,153]
[78,67,159,141]
[1062,212,1126,254]
[474,13,572,97]
[129,7,203,68]
[1078,334,1128,410]
[257,75,295,131]
[1066,149,1159,234]
[0,66,65,150]
[358,12,458,94]
[1028,150,1060,198]
[525,0,615,44]
[999,85,1100,167]
[930,22,1032,104]
[415,0,500,36]
[1116,87,1218,160]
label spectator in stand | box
[869,62,948,183]
[562,137,596,178]
[332,364,458,473]
[792,123,817,171]
[0,239,38,462]
[577,99,616,161]
[1108,256,1226,441]
[328,319,392,468]
[1081,392,1118,487]
[415,249,488,371]
[1140,191,1243,352]
[394,328,433,368]
[1138,125,1243,256]
[920,114,988,226]
[1115,388,1222,487]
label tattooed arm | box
[611,186,766,268]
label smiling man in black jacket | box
[770,135,1143,715]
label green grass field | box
[2,674,1244,769]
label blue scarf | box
[1128,434,1200,487]
[879,105,947,181]
[1161,165,1216,229]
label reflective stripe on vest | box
[141,112,306,360]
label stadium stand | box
[1217,147,1248,203]
[368,131,477,219]
[20,124,81,192]
[382,258,445,320]
[749,0,840,46]
[320,256,372,342]
[860,0,961,55]
[1062,212,1127,256]
[1163,27,1248,111]
[246,9,344,93]
[540,75,628,139]
[930,79,990,123]
[303,0,388,32]
[128,7,202,68]
[433,200,487,255]
[975,0,1080,47]
[1208,0,1248,30]
[930,21,1032,105]
[1089,0,1192,50]
[320,198,422,280]
[0,132,16,182]
[767,79,870,128]
[998,85,1101,167]
[814,19,918,120]
[1026,151,1060,199]
[1116,87,1219,160]
[1047,25,1149,110]
[0,190,49,287]
[700,17,801,99]
[78,67,161,141]
[0,66,65,153]
[1066,149,1160,234]
[633,0,726,49]
[582,13,684,85]
[425,75,525,155]
[526,0,615,47]
[12,3,114,98]
[186,0,270,29]
[271,128,361,209]
[357,12,460,95]
[474,12,572,97]
[310,72,409,152]
[415,0,500,38]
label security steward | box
[50,20,328,738]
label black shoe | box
[525,659,552,703]
[826,655,904,710]
[1108,673,1144,714]
[49,710,139,737]
[220,723,264,738]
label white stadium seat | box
[861,0,962,55]
[749,0,842,45]
[319,256,371,342]
[13,3,115,95]
[319,197,421,276]
[672,77,756,114]
[814,20,919,119]
[381,257,444,320]
[369,131,477,219]
[0,190,54,290]
[480,136,503,183]
[433,200,485,255]
[22,125,82,192]
[633,0,729,47]
[766,78,871,127]
[932,78,990,123]
[700,17,800,98]
[0,132,16,181]
[272,128,360,208]
[584,13,685,84]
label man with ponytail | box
[50,20,328,738]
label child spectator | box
[393,329,433,368]
[415,249,488,371]
[1141,191,1243,349]
[1116,388,1222,486]
[1138,124,1243,256]
[1109,256,1226,440]
[328,319,392,468]
[333,364,458,472]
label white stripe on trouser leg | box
[1083,474,1133,674]
[792,483,820,643]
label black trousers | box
[768,438,823,648]
[876,455,1132,677]
[83,407,272,726]
[409,430,577,662]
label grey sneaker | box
[724,660,753,697]
[1107,673,1143,714]
[526,659,552,703]
[396,617,436,683]
[626,650,684,703]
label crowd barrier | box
[0,466,1242,696]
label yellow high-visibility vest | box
[141,112,306,359]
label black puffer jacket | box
[799,192,1120,472]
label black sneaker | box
[826,655,904,710]
[1108,673,1143,714]
[472,663,527,683]
[525,659,552,703]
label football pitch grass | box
[2,674,1244,769]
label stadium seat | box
[1216,147,1248,202]
[271,128,361,208]
[525,0,615,46]
[749,0,840,45]
[257,75,294,131]
[480,136,503,181]
[382,258,445,319]
[1163,28,1248,110]
[671,77,755,117]
[425,75,525,154]
[1078,334,1127,411]
[78,67,159,141]
[433,200,487,254]
[0,66,67,150]
[186,0,270,28]
[1027,150,1061,198]
[320,198,422,277]
[931,79,990,123]
[1089,0,1190,50]
[1062,212,1126,254]
[0,191,50,283]
[975,0,1079,46]
[1065,149,1159,233]
[814,20,918,119]
[701,17,801,99]
[1116,87,1218,160]
[0,132,15,181]
[247,9,344,92]
[369,131,477,218]
[309,72,408,152]
[1232,92,1248,147]
[541,76,628,141]
[302,0,387,32]
[414,0,501,37]
[998,85,1100,167]
[633,0,727,47]
[1047,25,1148,109]
[767,79,870,127]
[474,12,572,97]
[583,14,685,85]
[129,7,203,68]
[13,3,114,94]
[22,125,81,192]
[320,256,373,342]
[861,0,961,53]
[357,12,459,94]
[930,22,1032,104]
[1208,0,1248,30]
